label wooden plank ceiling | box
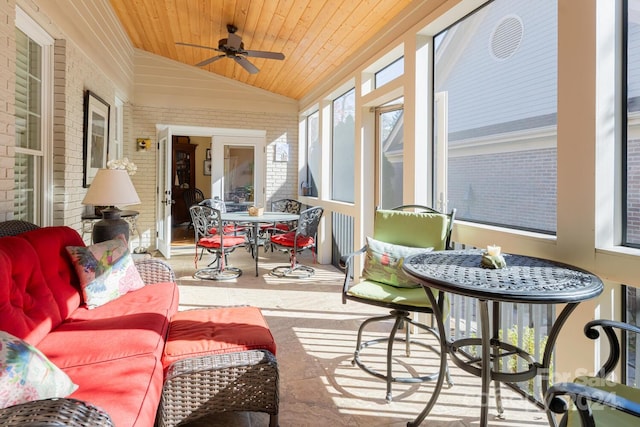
[108,0,413,100]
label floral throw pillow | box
[0,330,78,409]
[66,234,145,309]
[361,237,432,288]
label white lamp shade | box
[82,168,141,206]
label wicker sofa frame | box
[158,349,279,427]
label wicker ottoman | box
[157,307,279,427]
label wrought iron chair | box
[545,319,640,427]
[269,206,323,278]
[183,188,204,230]
[189,204,245,280]
[261,198,303,252]
[341,205,456,401]
[200,197,247,236]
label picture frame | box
[83,90,110,188]
[275,141,289,162]
[206,148,211,160]
[203,159,212,176]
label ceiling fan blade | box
[234,56,259,74]
[244,50,285,60]
[196,55,226,67]
[227,32,242,51]
[176,41,219,52]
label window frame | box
[14,7,53,225]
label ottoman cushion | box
[162,306,276,370]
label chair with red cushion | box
[189,205,246,280]
[200,197,246,235]
[261,198,303,252]
[269,206,323,278]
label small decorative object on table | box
[248,206,264,216]
[481,245,507,269]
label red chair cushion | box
[260,223,290,232]
[270,231,314,249]
[197,234,246,249]
[162,306,276,370]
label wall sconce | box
[137,138,152,151]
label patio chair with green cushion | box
[341,205,456,402]
[545,319,640,427]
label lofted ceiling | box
[108,0,414,100]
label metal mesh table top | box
[403,249,603,304]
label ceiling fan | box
[176,24,285,74]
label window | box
[376,100,404,208]
[14,12,51,224]
[331,88,355,203]
[625,0,640,247]
[303,111,319,197]
[375,57,404,88]
[434,0,558,233]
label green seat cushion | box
[565,376,640,427]
[347,279,435,308]
[361,237,431,288]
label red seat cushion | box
[197,234,246,249]
[162,306,276,370]
[65,354,163,427]
[270,231,314,249]
[260,223,290,232]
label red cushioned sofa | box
[0,225,179,426]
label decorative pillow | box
[0,330,78,409]
[361,237,432,288]
[66,234,145,309]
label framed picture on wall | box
[204,159,212,176]
[83,90,110,187]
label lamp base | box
[92,208,130,244]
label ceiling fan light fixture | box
[176,23,284,74]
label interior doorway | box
[155,124,266,259]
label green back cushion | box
[359,210,449,289]
[373,209,449,250]
[362,237,429,288]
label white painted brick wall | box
[0,0,16,221]
[52,37,116,239]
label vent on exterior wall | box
[490,15,524,60]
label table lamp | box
[82,168,141,243]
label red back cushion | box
[0,237,62,345]
[18,226,84,319]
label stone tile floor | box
[158,242,550,426]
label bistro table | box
[402,249,604,427]
[221,211,300,276]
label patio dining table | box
[402,249,604,427]
[221,211,300,276]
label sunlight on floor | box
[165,247,550,426]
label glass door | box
[210,134,265,211]
[224,145,255,212]
[375,99,404,209]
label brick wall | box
[52,38,116,233]
[128,105,298,249]
[0,0,16,221]
[448,148,557,233]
